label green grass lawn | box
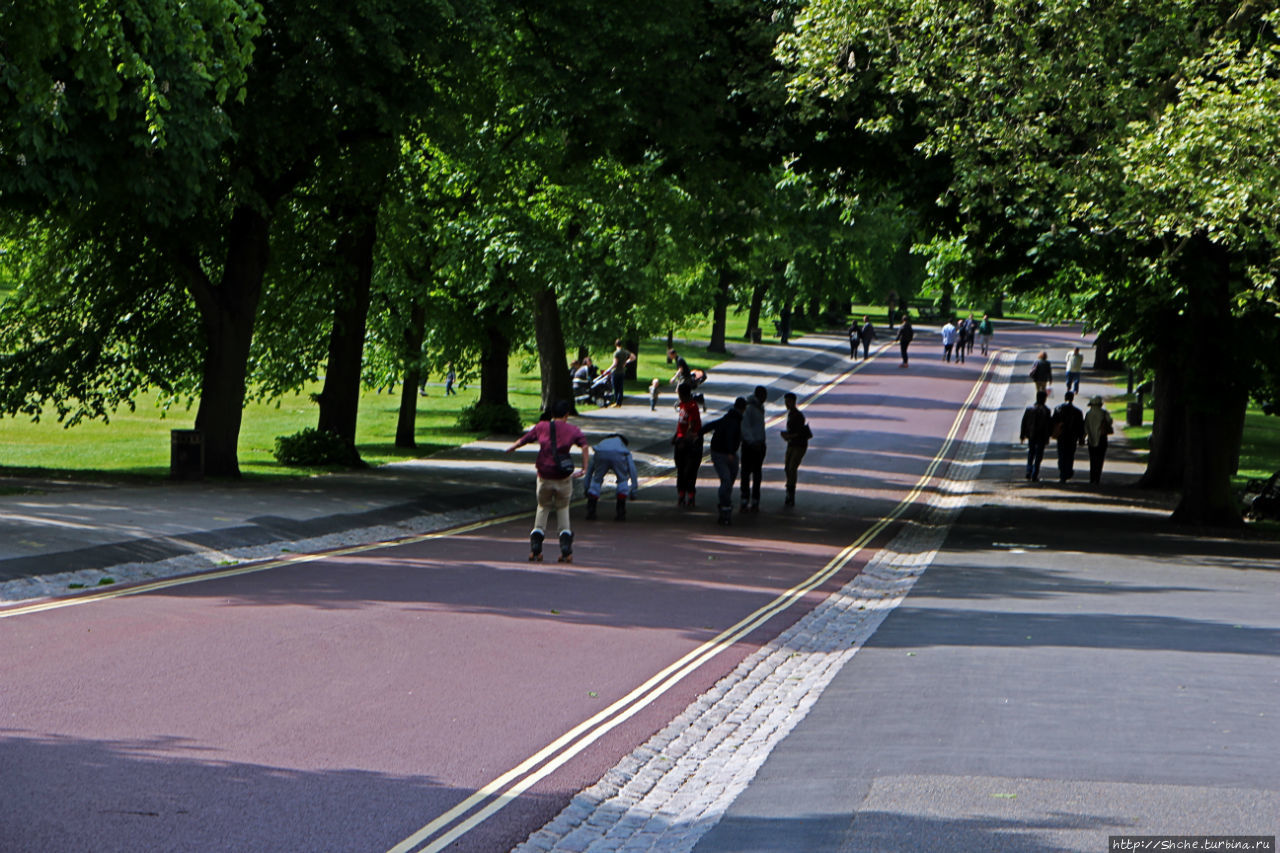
[0,321,745,480]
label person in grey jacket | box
[739,386,768,512]
[584,433,639,521]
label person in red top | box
[673,383,704,507]
[506,400,590,562]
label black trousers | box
[740,441,766,504]
[674,438,703,496]
[1088,439,1108,483]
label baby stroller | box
[575,366,614,408]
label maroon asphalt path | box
[0,328,1073,853]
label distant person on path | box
[859,316,876,360]
[584,433,638,521]
[895,315,914,367]
[978,314,994,355]
[780,392,811,506]
[1020,390,1052,481]
[955,317,968,364]
[506,400,590,562]
[1030,351,1053,395]
[964,313,977,355]
[847,320,860,358]
[648,378,661,411]
[610,339,636,406]
[1050,390,1086,482]
[673,383,704,507]
[941,318,957,362]
[739,385,768,512]
[445,363,457,396]
[1083,395,1115,484]
[1065,347,1084,396]
[702,397,747,525]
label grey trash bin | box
[170,429,204,480]
[1126,402,1143,427]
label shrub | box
[273,428,364,467]
[457,402,524,436]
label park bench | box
[1243,470,1280,521]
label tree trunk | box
[479,320,510,408]
[779,299,793,345]
[745,284,764,339]
[823,298,843,326]
[1139,363,1185,490]
[395,299,427,448]
[940,279,953,320]
[1092,330,1124,370]
[188,206,271,478]
[807,297,820,322]
[989,291,1005,318]
[707,270,730,354]
[1172,393,1246,526]
[1165,234,1243,526]
[316,208,377,452]
[533,285,574,414]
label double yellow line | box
[388,351,1000,853]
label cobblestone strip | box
[513,353,1015,853]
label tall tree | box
[784,0,1280,525]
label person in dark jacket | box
[1019,390,1052,482]
[701,397,747,525]
[895,315,914,367]
[859,316,876,360]
[1050,390,1086,482]
[1030,351,1053,395]
[739,386,768,512]
[780,392,810,506]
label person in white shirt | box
[1065,347,1085,395]
[941,319,958,362]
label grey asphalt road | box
[693,342,1280,853]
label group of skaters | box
[1018,347,1115,484]
[506,354,812,561]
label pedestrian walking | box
[964,313,977,355]
[847,320,859,359]
[444,362,457,396]
[895,315,914,367]
[780,392,811,506]
[1029,351,1052,395]
[955,317,968,364]
[584,433,638,521]
[505,400,590,562]
[941,318,957,362]
[702,397,747,525]
[978,314,994,355]
[1019,390,1052,481]
[1065,347,1084,396]
[648,378,661,411]
[672,383,704,507]
[859,316,876,359]
[739,385,768,512]
[1083,395,1115,483]
[610,338,636,406]
[1050,390,1086,482]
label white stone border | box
[514,353,1015,853]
